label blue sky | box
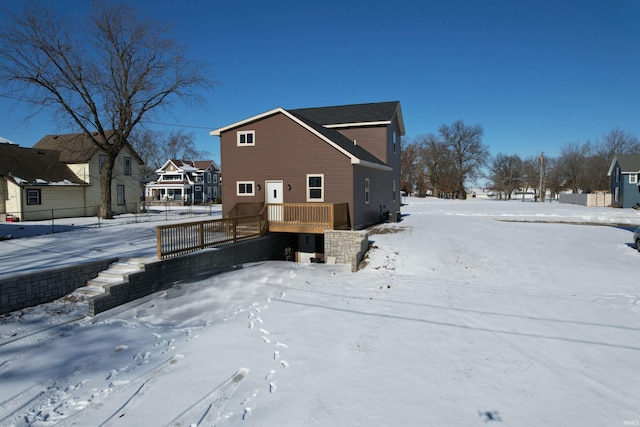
[1,0,638,166]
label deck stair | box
[76,258,152,296]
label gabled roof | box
[157,159,220,174]
[34,131,143,165]
[0,143,87,186]
[291,101,405,135]
[210,101,403,171]
[607,154,640,176]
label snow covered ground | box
[0,198,639,426]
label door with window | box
[266,181,283,221]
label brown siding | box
[337,126,388,164]
[220,112,354,221]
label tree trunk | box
[99,153,117,219]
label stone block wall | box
[324,230,370,272]
[89,233,297,316]
[0,259,117,315]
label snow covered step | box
[86,276,126,288]
[75,285,107,295]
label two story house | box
[210,101,404,233]
[0,132,143,221]
[608,154,640,208]
[145,159,221,204]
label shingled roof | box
[0,143,87,186]
[291,101,404,135]
[608,154,640,176]
[34,131,143,165]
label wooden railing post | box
[156,226,163,260]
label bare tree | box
[131,128,209,181]
[559,142,590,193]
[545,157,565,200]
[416,134,456,198]
[400,137,420,196]
[438,120,489,199]
[0,1,210,218]
[488,153,522,199]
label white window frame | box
[306,174,324,202]
[392,131,397,154]
[365,178,370,204]
[237,181,255,196]
[616,167,621,183]
[117,185,125,205]
[630,174,638,185]
[237,130,255,146]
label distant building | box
[145,159,221,205]
[608,154,640,208]
[1,132,143,221]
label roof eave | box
[352,159,392,171]
[210,108,285,136]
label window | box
[206,172,212,183]
[614,187,620,203]
[630,174,638,185]
[364,178,370,204]
[392,132,397,154]
[237,181,255,196]
[616,167,621,183]
[27,189,41,205]
[307,174,324,201]
[237,130,255,146]
[117,185,125,205]
[99,154,106,173]
[124,157,131,175]
[392,180,396,201]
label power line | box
[141,120,214,130]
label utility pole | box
[538,152,544,202]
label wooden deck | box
[156,202,350,259]
[266,203,350,234]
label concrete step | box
[87,276,126,287]
[75,285,107,295]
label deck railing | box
[267,203,350,233]
[156,202,350,259]
[156,212,267,259]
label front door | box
[266,181,283,221]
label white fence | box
[558,193,611,207]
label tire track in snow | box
[167,367,249,426]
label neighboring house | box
[608,154,640,208]
[210,101,404,231]
[145,159,221,204]
[0,132,143,221]
[0,141,88,221]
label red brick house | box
[210,101,404,233]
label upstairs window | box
[237,130,255,146]
[630,174,638,185]
[365,178,370,204]
[99,154,106,173]
[392,132,397,154]
[615,167,621,183]
[307,174,324,202]
[124,157,131,175]
[237,181,254,196]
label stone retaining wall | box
[0,259,117,315]
[89,233,297,316]
[324,230,370,272]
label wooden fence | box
[156,212,267,259]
